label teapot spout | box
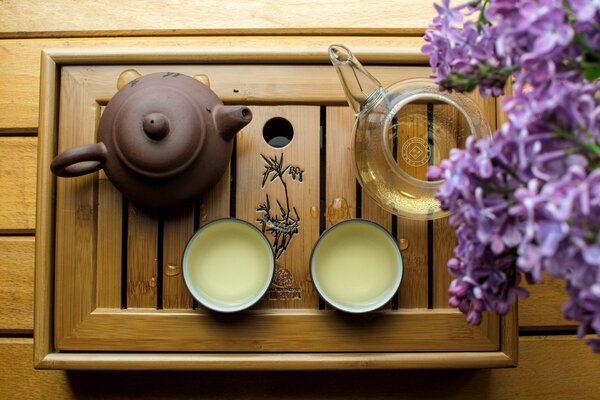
[214,105,253,142]
[329,44,384,115]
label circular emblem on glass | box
[401,137,431,167]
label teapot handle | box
[51,142,108,177]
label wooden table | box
[0,1,597,398]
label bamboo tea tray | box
[34,42,517,370]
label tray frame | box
[35,42,518,370]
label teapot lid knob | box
[142,113,170,140]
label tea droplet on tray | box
[310,206,319,219]
[165,264,180,277]
[326,197,351,226]
[398,238,409,250]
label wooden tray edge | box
[34,43,519,370]
[36,351,516,370]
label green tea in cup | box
[311,219,403,313]
[183,219,275,312]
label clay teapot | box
[51,69,252,208]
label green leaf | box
[583,63,600,82]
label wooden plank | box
[96,172,123,309]
[395,104,429,309]
[60,64,431,108]
[432,223,455,308]
[361,194,392,233]
[5,336,600,396]
[53,68,99,348]
[502,304,519,364]
[34,49,58,367]
[200,166,231,224]
[0,137,37,232]
[193,164,232,311]
[361,172,393,309]
[0,237,34,332]
[0,1,437,38]
[95,105,122,309]
[162,204,194,309]
[323,107,356,310]
[432,104,459,308]
[325,107,356,228]
[236,106,320,309]
[39,350,513,370]
[520,276,576,329]
[2,339,71,399]
[0,38,428,131]
[126,204,158,309]
[56,309,497,352]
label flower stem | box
[554,129,600,158]
[476,0,490,32]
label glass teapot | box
[329,44,492,220]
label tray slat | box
[126,205,158,308]
[361,197,393,307]
[96,106,123,309]
[361,193,392,232]
[396,104,429,309]
[432,104,465,308]
[96,173,123,309]
[55,69,99,342]
[323,107,358,310]
[236,106,321,309]
[200,165,231,225]
[325,107,356,228]
[162,204,195,309]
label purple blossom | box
[424,0,600,352]
[569,0,600,23]
[423,0,582,97]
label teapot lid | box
[100,73,208,179]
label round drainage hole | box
[263,117,294,148]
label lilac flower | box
[424,0,600,351]
[569,0,600,22]
[423,0,581,97]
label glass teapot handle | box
[51,142,107,177]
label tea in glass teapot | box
[329,44,491,220]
